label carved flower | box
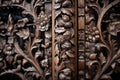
[16,28,29,39]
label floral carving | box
[0,0,52,80]
[54,0,76,80]
[0,0,120,80]
[85,0,120,80]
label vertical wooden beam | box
[52,0,55,80]
[77,0,86,80]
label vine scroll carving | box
[0,0,120,80]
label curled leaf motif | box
[61,54,67,60]
[23,67,36,72]
[62,0,71,7]
[61,8,73,16]
[16,18,29,28]
[54,3,61,9]
[63,31,71,40]
[108,21,120,36]
[41,39,51,48]
[99,52,106,64]
[22,59,28,66]
[41,58,48,67]
[62,41,71,49]
[95,43,106,51]
[16,28,29,39]
[64,22,72,28]
[55,27,66,34]
[55,56,59,65]
[32,38,42,46]
[62,68,71,76]
[62,14,70,22]
[57,20,64,27]
[45,32,52,40]
[55,44,59,55]
[56,35,65,44]
[42,43,50,49]
[85,14,94,24]
[66,50,75,58]
[55,10,61,19]
[35,51,43,59]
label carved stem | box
[94,39,113,80]
[97,0,120,44]
[14,42,45,80]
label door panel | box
[0,0,120,80]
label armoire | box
[0,0,120,80]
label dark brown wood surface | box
[0,0,120,80]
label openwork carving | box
[0,0,52,80]
[0,0,120,80]
[85,0,120,80]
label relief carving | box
[54,0,76,80]
[0,0,120,80]
[85,0,120,80]
[0,0,52,80]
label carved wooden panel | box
[0,0,120,80]
[0,0,52,80]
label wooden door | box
[0,0,120,80]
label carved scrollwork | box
[85,0,120,80]
[0,0,120,80]
[0,0,52,80]
[54,0,76,80]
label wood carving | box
[53,0,76,80]
[0,0,52,80]
[85,0,120,80]
[0,0,120,80]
